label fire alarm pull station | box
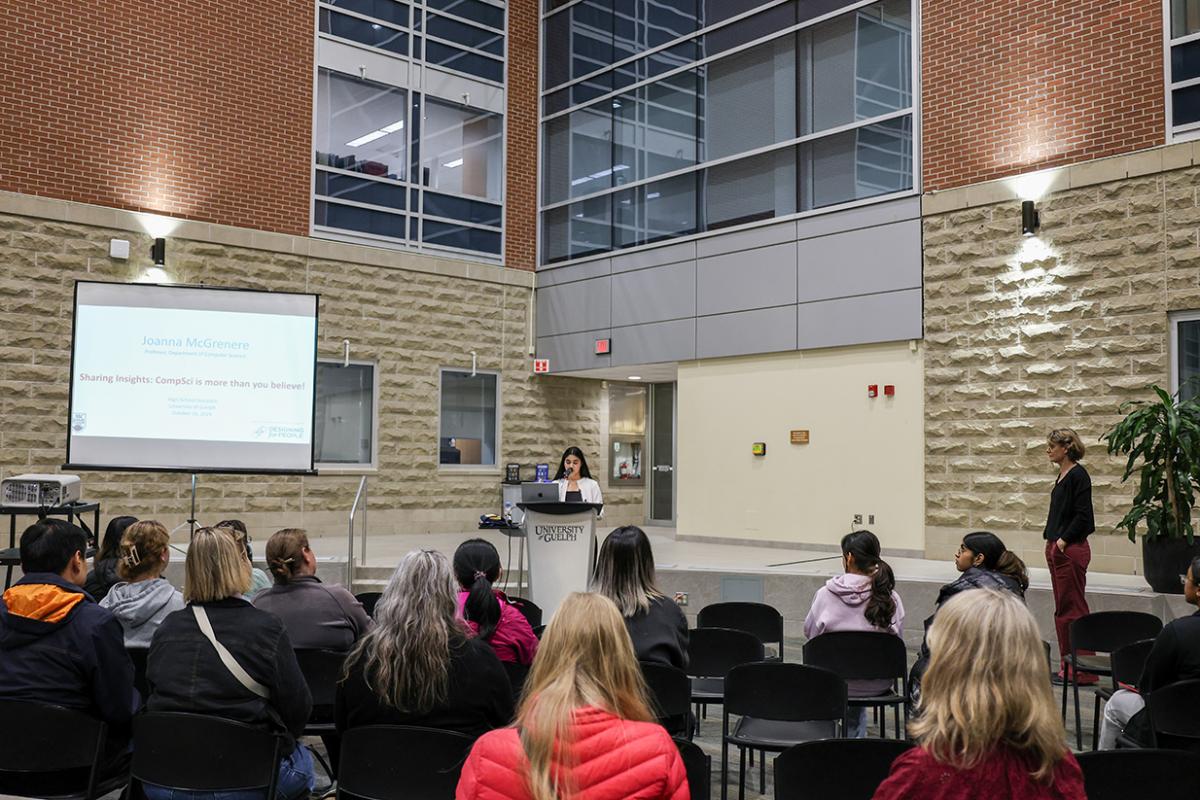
[884,384,895,397]
[867,384,878,398]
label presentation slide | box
[67,282,318,472]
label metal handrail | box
[348,475,368,588]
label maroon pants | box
[1046,539,1091,662]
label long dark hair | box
[841,530,896,630]
[592,525,664,616]
[98,516,138,560]
[453,538,502,640]
[963,531,1029,591]
[553,446,592,481]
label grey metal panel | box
[609,240,697,274]
[611,261,696,327]
[796,288,923,350]
[696,219,797,258]
[797,220,921,304]
[696,242,798,317]
[696,305,798,359]
[537,329,612,373]
[536,276,611,337]
[535,258,612,288]
[794,196,921,241]
[609,319,696,366]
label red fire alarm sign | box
[595,338,611,355]
[533,359,550,374]
[884,384,895,397]
[867,384,878,398]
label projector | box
[1,474,83,508]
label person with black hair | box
[84,514,137,602]
[804,530,905,737]
[453,538,538,665]
[554,446,604,509]
[215,518,272,596]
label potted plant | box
[1102,384,1200,593]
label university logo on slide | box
[72,413,87,433]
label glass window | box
[608,383,647,486]
[613,173,698,248]
[1174,0,1200,38]
[1175,84,1200,127]
[706,37,796,160]
[422,192,503,226]
[315,70,408,181]
[542,105,615,204]
[426,12,504,55]
[705,148,797,229]
[315,201,406,238]
[1177,316,1200,401]
[421,99,504,201]
[422,220,502,253]
[319,8,409,54]
[315,171,407,211]
[425,40,504,82]
[439,370,499,466]
[315,362,376,467]
[543,196,612,263]
[325,0,409,27]
[427,0,504,30]
[1174,39,1200,84]
[800,115,912,210]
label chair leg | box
[748,748,753,768]
[1072,659,1083,752]
[721,711,730,800]
[1092,693,1102,752]
[759,748,765,794]
[738,746,746,800]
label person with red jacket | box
[456,592,688,800]
[872,589,1084,800]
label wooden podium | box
[517,501,601,621]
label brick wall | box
[504,0,539,270]
[0,1,313,235]
[922,0,1165,192]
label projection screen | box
[66,281,318,473]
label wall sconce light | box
[1021,200,1040,236]
[150,237,167,266]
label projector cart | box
[1,501,100,590]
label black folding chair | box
[1091,638,1155,750]
[130,712,281,798]
[675,737,711,800]
[354,592,382,618]
[1062,611,1162,750]
[1148,678,1200,752]
[507,596,543,628]
[127,646,150,701]
[337,725,473,800]
[642,662,693,739]
[698,602,785,661]
[802,631,908,739]
[774,738,914,800]
[296,648,348,779]
[0,700,122,799]
[722,662,847,800]
[688,627,764,733]
[1076,749,1200,799]
[502,660,530,705]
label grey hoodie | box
[100,578,185,647]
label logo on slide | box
[72,413,87,433]
[253,424,305,441]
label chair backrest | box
[687,627,765,678]
[128,646,150,700]
[295,648,348,722]
[802,631,907,684]
[642,662,691,736]
[774,738,914,800]
[355,592,382,618]
[697,602,784,654]
[131,712,280,793]
[502,660,530,705]
[0,700,107,796]
[507,596,543,628]
[674,737,710,800]
[1148,679,1200,752]
[725,663,847,723]
[1110,638,1156,688]
[338,725,474,800]
[1070,611,1163,655]
[1076,749,1200,800]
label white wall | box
[677,341,925,551]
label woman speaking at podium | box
[554,446,603,515]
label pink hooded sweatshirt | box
[803,573,905,696]
[456,590,539,666]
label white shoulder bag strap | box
[192,605,270,699]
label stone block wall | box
[922,143,1200,574]
[0,193,645,545]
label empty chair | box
[354,592,382,618]
[1091,638,1155,750]
[802,631,908,739]
[337,725,473,800]
[675,737,711,800]
[687,627,764,730]
[1147,678,1200,752]
[1076,749,1200,800]
[130,712,281,798]
[642,662,692,739]
[774,739,914,800]
[0,700,124,799]
[722,662,847,800]
[698,602,785,661]
[506,596,543,628]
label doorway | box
[648,382,676,525]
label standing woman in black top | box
[1044,428,1096,684]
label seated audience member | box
[456,592,688,800]
[873,590,1084,800]
[336,549,513,739]
[804,530,905,737]
[145,527,314,800]
[1099,555,1200,748]
[100,520,184,647]
[592,526,689,670]
[253,527,371,650]
[0,519,135,793]
[215,518,272,596]
[84,514,138,602]
[453,538,537,665]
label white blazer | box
[557,476,604,516]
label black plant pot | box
[1142,536,1200,593]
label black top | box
[565,490,583,502]
[146,597,312,752]
[83,558,120,603]
[1141,610,1200,694]
[335,635,514,739]
[625,596,690,670]
[1043,463,1095,543]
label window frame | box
[1166,0,1200,142]
[1170,310,1200,399]
[437,367,503,473]
[314,358,381,472]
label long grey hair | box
[342,549,464,713]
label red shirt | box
[456,590,539,666]
[872,746,1085,800]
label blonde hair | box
[265,528,308,585]
[1048,428,1085,461]
[116,520,171,582]
[184,527,252,603]
[517,592,654,800]
[911,589,1067,783]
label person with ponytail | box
[452,538,537,665]
[804,530,905,737]
[100,520,184,647]
[456,592,688,800]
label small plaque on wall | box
[790,430,810,444]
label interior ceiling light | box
[346,118,404,147]
[443,158,464,168]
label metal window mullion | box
[1171,74,1200,90]
[317,164,414,188]
[421,212,504,232]
[1170,29,1200,47]
[317,195,410,216]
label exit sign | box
[533,358,550,374]
[595,338,611,355]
